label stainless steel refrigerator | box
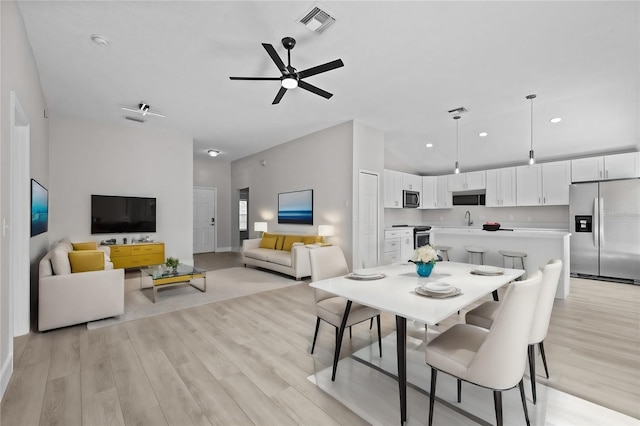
[569,179,640,282]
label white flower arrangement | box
[412,244,437,264]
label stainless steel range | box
[392,225,432,248]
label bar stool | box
[499,250,527,280]
[432,245,451,261]
[465,246,499,301]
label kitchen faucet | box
[465,210,473,226]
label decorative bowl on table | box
[415,261,435,277]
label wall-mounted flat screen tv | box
[91,195,156,234]
[31,179,48,237]
[278,189,313,225]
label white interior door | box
[193,187,216,253]
[358,171,379,268]
[10,92,30,337]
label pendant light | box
[526,94,537,165]
[453,115,461,174]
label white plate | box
[473,265,504,275]
[353,269,381,277]
[415,286,462,298]
[422,282,454,293]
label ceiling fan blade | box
[121,107,141,113]
[298,59,344,79]
[262,43,287,74]
[272,87,287,104]
[146,112,166,118]
[229,76,282,81]
[298,80,333,99]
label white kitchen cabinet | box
[516,161,571,206]
[384,228,412,264]
[420,176,437,209]
[384,169,403,208]
[572,152,640,182]
[436,175,452,208]
[486,167,517,207]
[402,173,422,192]
[447,170,486,192]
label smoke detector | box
[298,6,336,33]
[448,106,468,116]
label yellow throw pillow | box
[259,235,277,249]
[68,250,105,273]
[275,234,285,250]
[282,235,303,251]
[72,241,97,251]
[301,236,320,244]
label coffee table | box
[140,264,206,302]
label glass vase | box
[415,261,434,277]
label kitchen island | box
[430,227,571,299]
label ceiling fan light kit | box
[230,36,344,104]
[207,149,220,157]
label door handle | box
[593,198,598,247]
[599,197,604,247]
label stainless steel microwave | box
[403,190,420,208]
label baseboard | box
[215,246,233,252]
[1,352,13,401]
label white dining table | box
[310,261,525,425]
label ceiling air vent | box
[299,6,336,33]
[125,116,145,123]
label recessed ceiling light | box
[550,117,562,123]
[90,34,110,47]
[207,149,220,157]
[478,132,488,137]
[425,143,433,148]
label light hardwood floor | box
[2,253,639,425]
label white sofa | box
[242,238,315,280]
[38,239,125,331]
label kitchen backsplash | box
[385,205,569,230]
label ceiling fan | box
[121,103,166,117]
[230,37,344,105]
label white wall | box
[193,156,231,250]
[230,121,355,265]
[0,0,50,398]
[49,117,193,263]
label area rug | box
[87,267,300,330]
[308,332,639,426]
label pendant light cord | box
[530,96,534,151]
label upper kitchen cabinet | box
[420,176,437,209]
[436,175,452,208]
[447,170,486,192]
[384,169,403,208]
[402,172,422,192]
[516,161,571,206]
[572,152,640,182]
[486,167,517,207]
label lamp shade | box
[254,222,268,233]
[318,225,335,237]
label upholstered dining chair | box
[425,270,543,426]
[466,259,562,404]
[309,246,382,381]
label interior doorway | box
[10,91,31,337]
[239,188,249,243]
[193,187,217,253]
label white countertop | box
[430,226,570,238]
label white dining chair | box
[309,246,382,381]
[466,259,562,403]
[425,270,542,426]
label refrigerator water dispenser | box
[574,215,592,232]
